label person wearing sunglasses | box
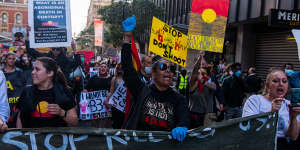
[2,52,26,128]
[25,33,73,81]
[121,16,190,142]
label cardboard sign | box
[79,90,111,120]
[187,0,230,53]
[89,67,99,78]
[28,0,72,48]
[108,80,126,112]
[149,17,188,67]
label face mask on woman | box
[145,67,152,75]
[285,69,295,77]
[234,70,242,77]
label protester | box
[121,16,189,142]
[176,69,189,98]
[217,59,225,74]
[16,57,78,128]
[84,62,112,128]
[25,38,73,79]
[189,67,218,127]
[243,69,300,150]
[109,60,117,77]
[218,64,232,86]
[16,52,33,86]
[245,67,262,94]
[2,52,26,128]
[0,70,10,132]
[139,55,152,84]
[222,63,248,120]
[104,63,125,129]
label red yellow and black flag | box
[188,0,230,53]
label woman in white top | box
[242,69,300,150]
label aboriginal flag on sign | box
[188,0,230,53]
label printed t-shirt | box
[243,95,300,138]
[4,70,25,128]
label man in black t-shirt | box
[83,63,112,128]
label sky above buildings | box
[70,0,90,37]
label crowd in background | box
[0,16,298,149]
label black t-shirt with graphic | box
[137,86,178,131]
[4,69,26,128]
[21,88,73,128]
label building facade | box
[0,0,27,32]
[151,0,300,76]
[85,0,112,29]
[228,0,300,78]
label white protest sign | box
[108,80,127,112]
[28,0,72,48]
[89,67,99,78]
[79,90,111,120]
[292,29,300,61]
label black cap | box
[152,55,162,65]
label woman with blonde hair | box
[243,69,300,149]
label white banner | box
[28,0,72,48]
[108,80,126,112]
[79,90,111,120]
[292,29,300,61]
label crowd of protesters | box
[0,16,298,149]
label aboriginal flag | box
[124,36,141,120]
[188,0,230,53]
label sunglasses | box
[159,63,176,73]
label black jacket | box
[17,82,76,128]
[222,75,247,107]
[25,41,73,79]
[121,43,190,131]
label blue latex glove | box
[122,15,136,32]
[171,127,188,142]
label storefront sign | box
[187,0,230,53]
[79,90,111,120]
[269,9,300,28]
[0,112,277,150]
[149,17,188,67]
[109,80,126,112]
[28,0,72,48]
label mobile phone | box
[291,88,300,107]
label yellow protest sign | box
[149,17,188,67]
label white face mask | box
[145,67,152,75]
[229,71,233,75]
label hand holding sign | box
[149,17,188,67]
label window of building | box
[0,0,3,3]
[2,13,8,24]
[16,14,22,24]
